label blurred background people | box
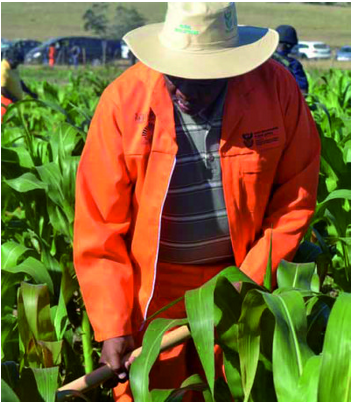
[70,44,81,68]
[274,24,309,95]
[1,47,37,118]
[1,47,37,101]
[49,44,56,67]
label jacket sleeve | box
[240,66,320,286]
[73,88,134,341]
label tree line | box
[82,3,146,39]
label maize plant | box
[1,68,350,401]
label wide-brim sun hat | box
[123,2,279,79]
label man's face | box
[164,75,228,116]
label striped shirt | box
[158,89,234,265]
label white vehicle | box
[121,41,130,59]
[294,41,332,60]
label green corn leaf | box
[294,355,322,402]
[41,82,59,103]
[1,121,26,143]
[217,266,258,286]
[320,189,351,204]
[2,146,35,169]
[36,163,65,206]
[1,241,29,270]
[2,272,22,309]
[223,351,244,400]
[18,282,56,343]
[185,275,218,398]
[262,291,314,402]
[152,374,208,402]
[47,201,72,240]
[277,260,317,291]
[54,264,78,340]
[263,229,273,291]
[3,257,54,295]
[61,156,79,204]
[343,140,351,163]
[214,377,233,401]
[1,313,19,362]
[50,123,79,163]
[16,286,33,364]
[37,340,63,367]
[306,297,332,355]
[214,275,242,351]
[81,310,93,374]
[151,389,175,402]
[249,357,276,402]
[5,172,47,193]
[17,366,59,402]
[318,293,351,402]
[130,318,188,402]
[1,379,21,402]
[214,275,244,399]
[146,295,184,322]
[1,361,19,391]
[185,266,257,399]
[238,290,267,402]
[319,135,346,177]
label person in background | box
[48,44,56,67]
[274,24,309,95]
[73,3,321,401]
[70,45,81,68]
[1,47,37,117]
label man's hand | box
[99,335,135,386]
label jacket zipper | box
[142,156,177,323]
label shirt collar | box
[176,83,228,126]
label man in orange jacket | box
[74,3,320,400]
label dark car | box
[12,39,42,59]
[2,39,41,61]
[25,36,121,66]
[336,45,351,62]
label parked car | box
[121,40,130,59]
[335,45,351,62]
[120,40,137,65]
[1,38,12,59]
[291,41,332,60]
[25,36,121,66]
[11,39,42,60]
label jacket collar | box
[220,74,254,153]
[148,69,256,155]
[150,74,178,155]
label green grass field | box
[19,59,350,89]
[2,2,351,49]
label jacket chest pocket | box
[239,148,282,213]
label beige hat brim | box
[124,24,279,79]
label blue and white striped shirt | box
[158,89,234,265]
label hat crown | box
[160,2,239,51]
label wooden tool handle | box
[57,324,191,398]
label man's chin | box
[174,100,203,116]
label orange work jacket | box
[74,60,320,342]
